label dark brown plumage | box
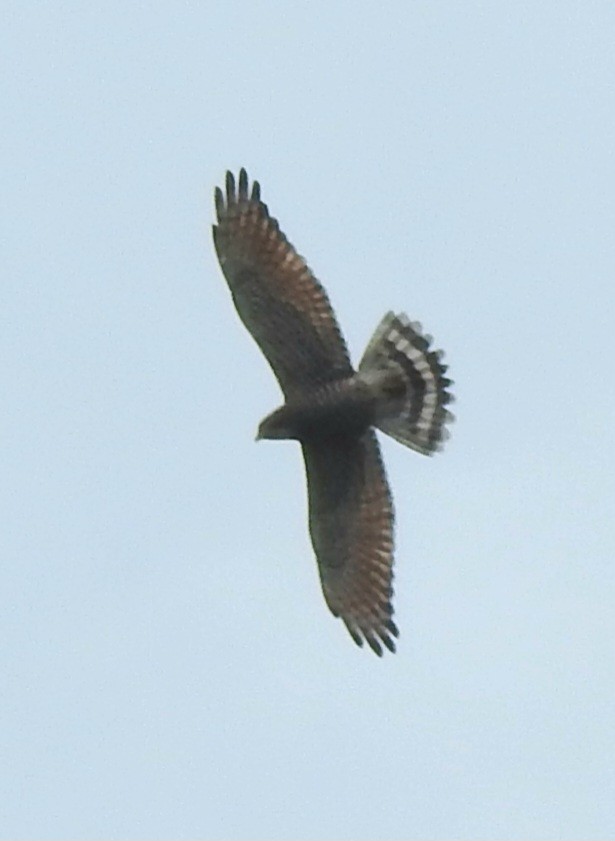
[212,169,454,655]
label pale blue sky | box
[2,2,615,838]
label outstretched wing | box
[213,169,353,398]
[302,430,399,655]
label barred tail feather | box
[360,311,454,455]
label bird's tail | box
[359,311,454,455]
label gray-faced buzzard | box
[212,169,453,655]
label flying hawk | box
[212,169,453,655]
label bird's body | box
[258,368,406,441]
[212,169,453,655]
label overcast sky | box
[2,2,615,839]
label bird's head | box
[256,406,297,441]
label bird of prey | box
[212,169,453,655]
